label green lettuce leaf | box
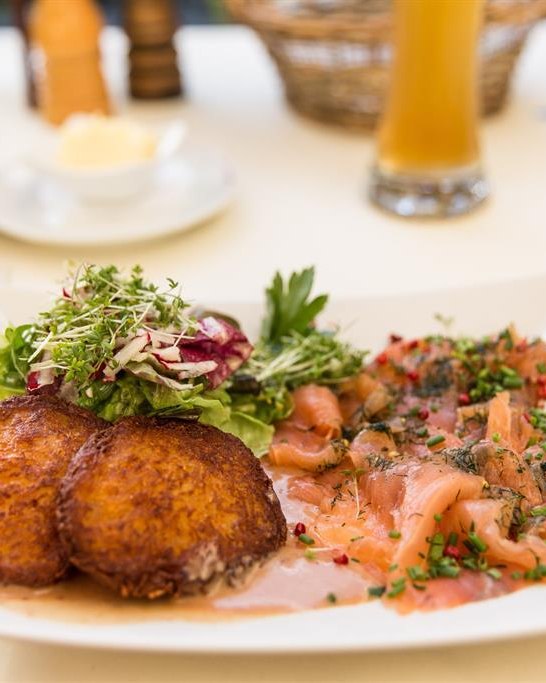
[215,411,274,457]
[0,325,33,399]
[130,380,273,456]
[78,375,148,421]
[230,383,293,425]
[0,319,275,456]
[76,376,273,455]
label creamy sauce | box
[0,464,374,624]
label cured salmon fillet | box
[267,326,546,612]
[442,499,546,570]
[290,384,342,439]
[269,385,344,472]
[269,423,343,472]
[388,462,486,571]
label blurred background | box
[0,0,229,25]
[0,0,545,296]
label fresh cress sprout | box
[29,263,197,389]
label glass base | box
[369,166,489,218]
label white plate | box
[0,145,235,247]
[1,274,546,653]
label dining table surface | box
[0,19,546,683]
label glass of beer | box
[369,0,488,218]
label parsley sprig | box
[230,268,366,423]
[261,267,328,342]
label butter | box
[57,114,157,169]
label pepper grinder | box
[123,0,183,100]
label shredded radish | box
[126,362,193,391]
[153,346,182,363]
[27,367,55,392]
[27,310,252,393]
[162,360,218,378]
[105,333,151,379]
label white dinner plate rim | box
[0,589,545,655]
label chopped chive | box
[511,571,522,580]
[326,592,337,604]
[435,562,460,578]
[350,535,365,542]
[503,376,524,389]
[416,426,429,438]
[500,365,517,378]
[426,434,446,448]
[407,566,428,582]
[447,531,459,547]
[433,513,443,523]
[467,531,488,553]
[386,578,406,599]
[530,505,546,517]
[298,533,315,546]
[388,563,399,572]
[491,432,501,443]
[486,568,502,581]
[427,533,445,563]
[304,549,316,560]
[524,563,546,581]
[462,557,478,570]
[368,585,386,598]
[350,557,361,563]
[388,530,401,540]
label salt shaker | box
[28,0,110,125]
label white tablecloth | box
[1,24,546,301]
[0,22,546,683]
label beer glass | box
[369,0,488,218]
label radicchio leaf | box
[176,316,253,388]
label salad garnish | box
[228,267,366,424]
[0,264,365,455]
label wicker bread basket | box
[226,0,546,129]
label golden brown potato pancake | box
[0,395,105,586]
[58,417,286,599]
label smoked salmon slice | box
[442,499,546,570]
[267,326,546,612]
[268,385,345,471]
[269,423,344,472]
[290,384,343,439]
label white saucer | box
[0,144,236,246]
